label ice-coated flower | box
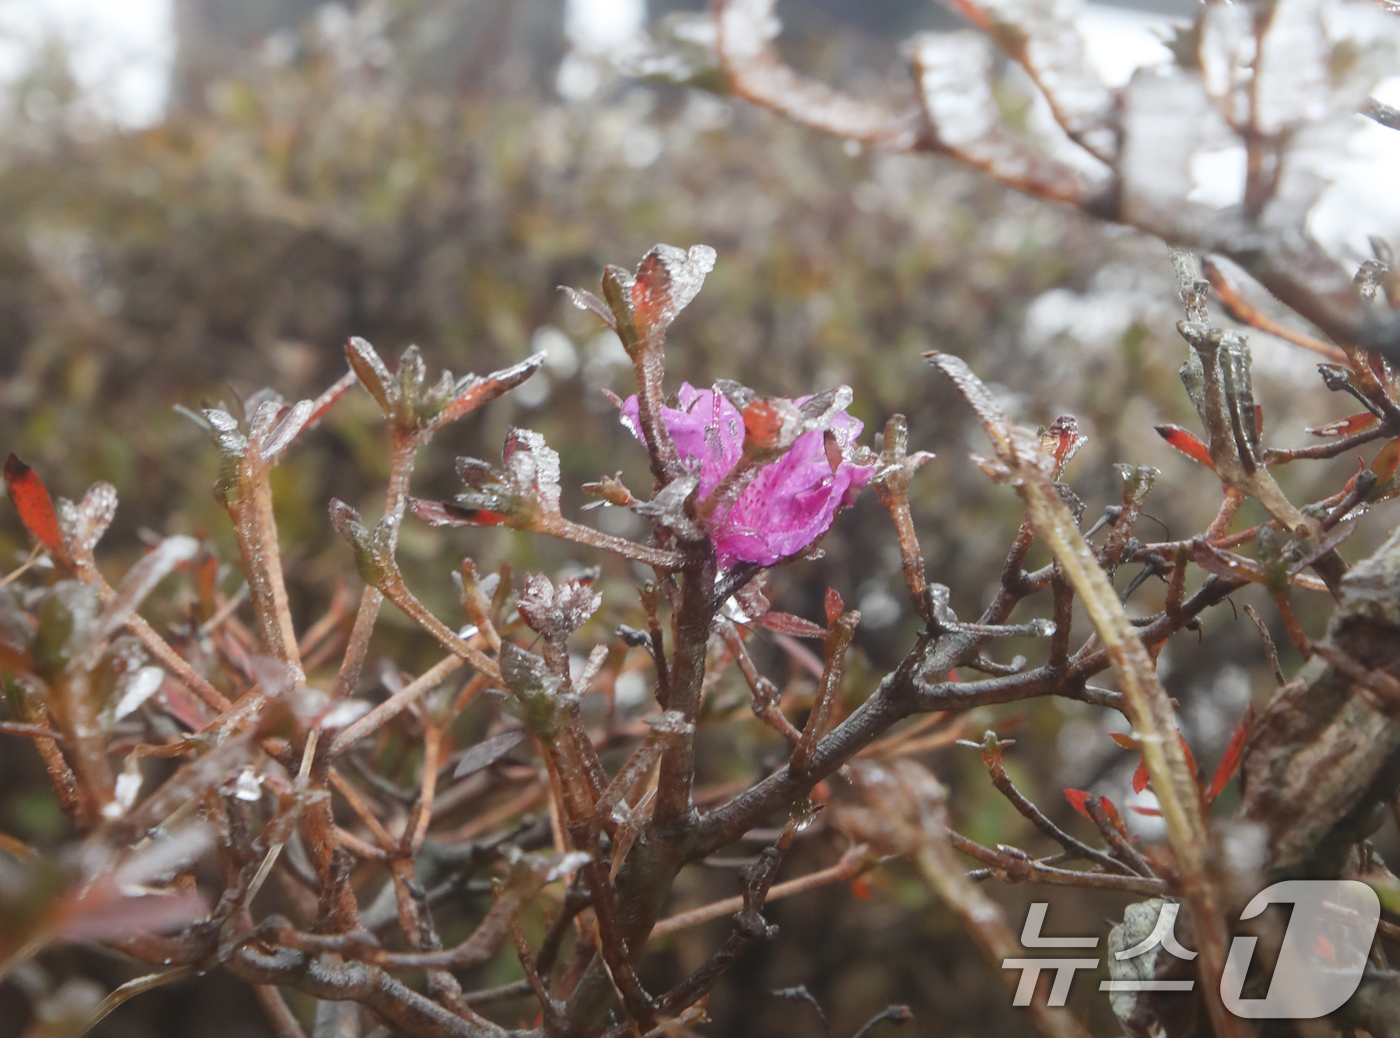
[618,382,875,566]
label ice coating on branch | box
[975,0,1116,160]
[619,382,874,566]
[1199,4,1256,128]
[1119,70,1235,236]
[1254,0,1329,136]
[716,0,781,62]
[909,32,999,149]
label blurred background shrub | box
[0,1,1384,1034]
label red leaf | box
[1187,539,1267,585]
[1341,457,1368,495]
[55,884,208,942]
[1315,934,1336,963]
[1133,758,1149,794]
[1109,732,1139,751]
[1309,412,1378,438]
[4,454,64,554]
[157,679,209,730]
[410,498,508,528]
[849,876,873,901]
[754,611,827,639]
[1064,788,1094,820]
[436,355,547,427]
[1254,403,1264,436]
[1098,796,1126,834]
[1129,804,1162,817]
[630,250,673,336]
[1154,425,1216,471]
[1039,416,1086,475]
[194,554,218,613]
[742,399,787,449]
[823,430,842,475]
[1371,438,1400,484]
[303,370,356,429]
[1178,733,1199,782]
[824,587,844,626]
[1206,701,1255,803]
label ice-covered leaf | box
[560,286,617,332]
[112,665,164,721]
[63,482,118,558]
[632,471,701,539]
[303,371,356,429]
[1309,412,1378,438]
[498,643,565,738]
[1187,539,1266,584]
[318,699,372,731]
[201,409,248,456]
[397,344,427,408]
[32,582,100,678]
[754,611,827,639]
[94,536,200,649]
[258,398,315,461]
[410,497,509,529]
[247,400,281,451]
[54,825,214,941]
[55,877,209,943]
[454,728,529,779]
[346,336,396,413]
[629,243,716,341]
[502,428,562,515]
[517,573,601,640]
[247,655,299,703]
[329,499,383,586]
[433,353,547,427]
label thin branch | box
[927,351,1239,1038]
[652,843,873,936]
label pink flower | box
[618,383,875,567]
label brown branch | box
[652,843,873,936]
